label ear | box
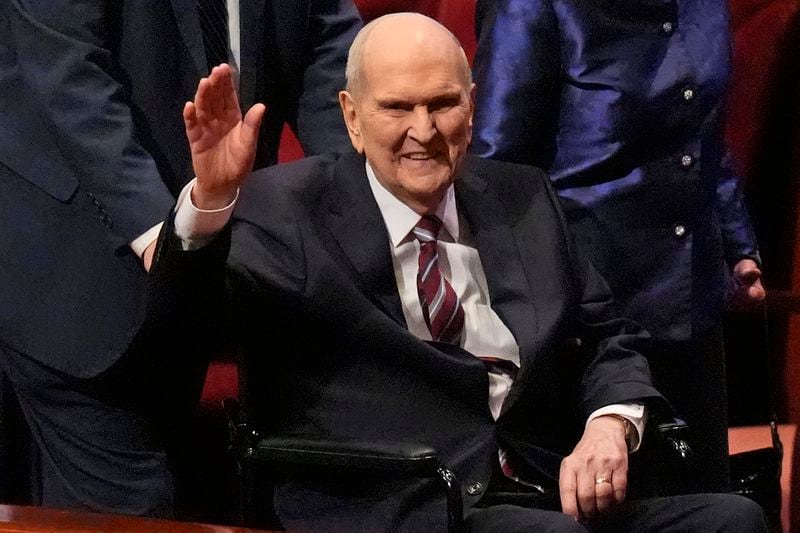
[467,83,476,128]
[339,90,364,153]
[465,83,476,145]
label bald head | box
[345,13,472,98]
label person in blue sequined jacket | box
[471,0,765,493]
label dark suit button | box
[680,154,694,168]
[674,224,686,237]
[661,21,674,34]
[466,481,483,495]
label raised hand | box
[183,64,266,209]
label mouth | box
[402,152,437,161]
[400,150,450,166]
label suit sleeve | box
[148,180,308,359]
[471,0,561,167]
[6,0,173,244]
[532,173,666,419]
[572,248,666,419]
[715,150,760,267]
[292,0,361,156]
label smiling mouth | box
[402,152,441,161]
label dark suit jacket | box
[152,153,664,531]
[0,0,359,378]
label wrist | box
[191,182,237,211]
[602,414,637,452]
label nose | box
[407,106,436,143]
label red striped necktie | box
[415,217,526,482]
[413,215,465,344]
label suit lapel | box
[170,0,208,75]
[455,159,541,412]
[320,154,407,327]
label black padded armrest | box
[652,418,693,462]
[247,437,441,476]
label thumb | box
[183,101,201,144]
[241,103,267,149]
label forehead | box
[368,68,467,103]
[360,25,468,98]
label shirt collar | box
[365,161,459,247]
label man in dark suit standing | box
[153,13,768,531]
[0,0,360,517]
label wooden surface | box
[0,505,276,533]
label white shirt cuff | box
[174,178,239,250]
[130,222,163,258]
[586,403,647,453]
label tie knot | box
[413,215,442,243]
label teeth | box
[406,154,432,160]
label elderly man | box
[152,13,767,532]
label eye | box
[428,97,460,113]
[381,100,413,115]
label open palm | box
[183,64,265,209]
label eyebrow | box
[376,91,463,108]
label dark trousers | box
[466,449,766,533]
[0,342,177,517]
[645,324,731,493]
[464,492,768,532]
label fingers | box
[559,464,579,519]
[560,462,626,521]
[575,464,598,519]
[183,101,200,143]
[733,258,761,280]
[207,66,227,119]
[221,66,242,113]
[748,280,766,301]
[612,466,628,504]
[732,258,767,305]
[593,473,614,513]
[737,267,762,285]
[193,77,212,123]
[193,64,235,123]
[559,465,607,518]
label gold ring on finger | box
[595,477,611,485]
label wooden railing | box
[0,505,277,533]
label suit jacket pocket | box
[0,121,78,202]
